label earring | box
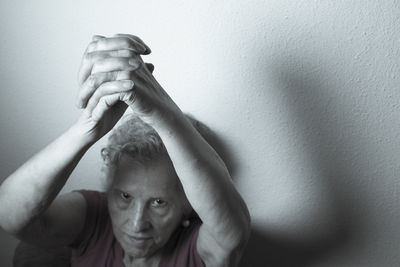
[182,219,190,228]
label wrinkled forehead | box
[110,153,183,197]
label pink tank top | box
[70,190,205,267]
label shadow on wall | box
[240,226,348,267]
[238,55,368,266]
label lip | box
[124,234,152,246]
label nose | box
[128,202,151,233]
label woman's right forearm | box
[0,124,91,235]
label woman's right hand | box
[72,34,154,145]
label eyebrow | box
[112,187,169,200]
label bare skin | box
[109,154,190,267]
[0,34,251,267]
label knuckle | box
[87,41,98,52]
[110,71,119,80]
[116,70,131,80]
[91,62,99,73]
[96,82,108,92]
[83,52,92,62]
[92,91,102,104]
[117,57,128,67]
[89,52,107,63]
[120,91,131,102]
[96,38,106,48]
[108,50,118,57]
[123,49,135,57]
[120,38,132,48]
[95,72,107,83]
[88,75,96,85]
[91,60,104,72]
[99,96,107,104]
[107,81,118,90]
[110,49,134,57]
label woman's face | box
[107,153,190,259]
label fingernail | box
[129,59,139,68]
[122,80,134,89]
[145,46,151,54]
[139,43,147,53]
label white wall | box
[1,1,399,266]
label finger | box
[86,80,134,113]
[91,57,140,75]
[113,33,151,55]
[91,93,122,122]
[87,49,137,64]
[77,70,132,108]
[87,36,147,54]
[78,49,137,85]
[145,63,154,73]
[92,35,105,41]
[78,36,146,84]
[91,92,134,122]
[78,40,98,86]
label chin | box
[119,234,158,258]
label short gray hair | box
[100,113,211,191]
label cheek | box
[149,208,182,237]
[107,197,127,228]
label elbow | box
[239,206,252,249]
[0,217,22,236]
[224,212,251,267]
[228,203,252,253]
[0,206,17,235]
[233,197,252,255]
[0,210,38,238]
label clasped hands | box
[74,34,178,142]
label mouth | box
[124,234,152,246]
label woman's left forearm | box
[151,110,251,248]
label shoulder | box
[69,190,110,249]
[14,191,89,249]
[70,190,119,264]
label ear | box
[182,219,191,228]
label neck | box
[122,252,161,267]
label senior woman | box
[0,34,250,267]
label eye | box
[151,198,167,208]
[120,192,131,201]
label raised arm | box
[0,35,150,247]
[0,124,90,245]
[151,111,251,267]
